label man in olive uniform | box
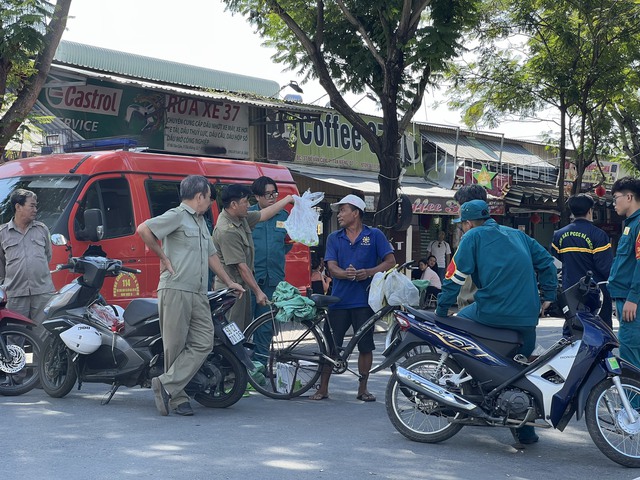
[0,188,55,331]
[212,184,293,331]
[137,175,244,417]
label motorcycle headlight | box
[0,286,6,306]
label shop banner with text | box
[38,73,249,158]
[266,110,424,177]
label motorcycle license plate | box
[223,322,244,345]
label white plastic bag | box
[284,190,324,246]
[384,270,420,307]
[368,271,386,312]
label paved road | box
[3,319,639,480]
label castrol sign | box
[45,85,123,116]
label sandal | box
[356,392,376,402]
[309,391,329,400]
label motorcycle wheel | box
[385,352,466,443]
[585,375,640,467]
[39,334,77,398]
[194,345,248,408]
[0,325,41,396]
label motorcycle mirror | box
[80,208,104,242]
[51,233,68,246]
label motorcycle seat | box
[123,298,159,327]
[406,306,522,345]
[436,314,522,345]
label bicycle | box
[243,261,429,399]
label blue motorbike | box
[374,273,640,467]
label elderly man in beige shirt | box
[0,188,55,331]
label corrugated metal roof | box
[422,131,497,163]
[421,131,555,168]
[50,64,325,115]
[479,138,553,168]
[286,163,457,198]
[54,41,280,97]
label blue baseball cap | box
[453,199,491,223]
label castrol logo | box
[45,85,123,116]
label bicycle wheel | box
[244,311,327,399]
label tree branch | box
[335,0,386,68]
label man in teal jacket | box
[608,177,640,369]
[250,176,293,319]
[435,199,557,444]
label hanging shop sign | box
[266,110,424,177]
[411,197,504,216]
[39,72,249,158]
[565,161,620,188]
[454,167,512,199]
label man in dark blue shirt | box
[309,194,395,402]
[552,194,613,328]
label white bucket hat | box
[330,194,366,212]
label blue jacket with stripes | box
[551,218,612,289]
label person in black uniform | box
[551,193,613,329]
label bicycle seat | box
[310,294,341,308]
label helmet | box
[59,324,102,355]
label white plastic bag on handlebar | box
[384,270,420,307]
[284,190,324,246]
[368,271,386,312]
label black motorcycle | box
[39,254,252,408]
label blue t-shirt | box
[324,225,393,309]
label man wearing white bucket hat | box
[309,194,395,402]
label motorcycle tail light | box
[395,312,411,331]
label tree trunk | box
[0,0,73,156]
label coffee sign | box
[412,197,504,216]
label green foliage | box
[0,1,52,92]
[225,0,479,120]
[448,0,640,193]
[223,0,481,226]
[0,0,69,155]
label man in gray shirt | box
[0,188,55,331]
[137,175,243,417]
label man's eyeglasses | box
[613,193,630,204]
[263,191,279,199]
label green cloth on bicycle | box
[272,281,317,322]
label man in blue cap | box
[436,199,557,444]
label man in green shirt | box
[137,175,243,417]
[213,184,293,331]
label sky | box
[61,0,558,142]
